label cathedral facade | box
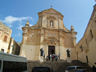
[20,8,77,61]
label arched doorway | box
[48,46,55,55]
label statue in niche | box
[66,49,70,57]
[50,20,54,27]
[40,48,44,56]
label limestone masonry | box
[76,5,96,67]
[20,8,77,61]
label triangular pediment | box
[38,8,64,17]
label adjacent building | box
[0,22,12,53]
[0,22,20,55]
[8,38,20,55]
[20,8,77,61]
[76,5,96,67]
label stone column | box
[71,25,77,60]
[39,29,45,62]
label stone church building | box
[20,8,77,61]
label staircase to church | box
[27,60,92,72]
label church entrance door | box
[48,46,55,55]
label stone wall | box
[76,5,96,67]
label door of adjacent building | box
[48,46,55,55]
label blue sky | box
[0,0,95,43]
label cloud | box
[3,16,32,24]
[0,16,32,28]
[30,24,33,26]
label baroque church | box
[20,8,77,61]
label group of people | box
[46,54,59,61]
[40,48,59,61]
[40,48,71,61]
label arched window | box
[50,20,54,27]
[4,35,8,42]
